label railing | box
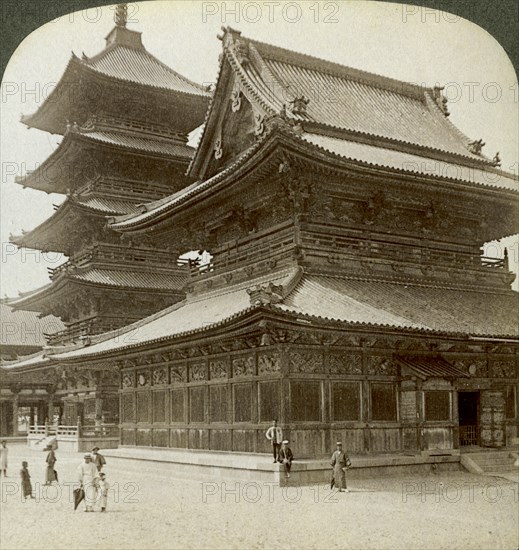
[459,425,478,446]
[46,316,140,345]
[48,243,184,280]
[300,230,509,273]
[29,423,118,439]
[75,176,177,201]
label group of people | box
[266,420,352,491]
[12,443,109,510]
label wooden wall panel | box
[232,429,255,452]
[210,429,232,450]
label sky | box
[0,0,518,297]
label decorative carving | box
[231,37,249,65]
[210,359,228,379]
[468,139,485,155]
[122,372,134,388]
[289,351,323,373]
[432,86,450,117]
[254,113,265,136]
[490,360,516,378]
[231,88,242,112]
[366,356,393,375]
[328,353,362,375]
[153,368,167,385]
[189,363,207,381]
[247,282,284,306]
[258,353,280,374]
[491,152,501,167]
[137,371,149,387]
[288,95,310,116]
[232,355,255,377]
[454,359,487,377]
[359,191,387,225]
[214,138,223,160]
[170,365,186,383]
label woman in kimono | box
[20,462,34,500]
[330,442,350,493]
[44,446,57,485]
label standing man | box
[265,420,283,463]
[331,442,351,493]
[0,441,8,477]
[77,453,99,512]
[277,440,294,478]
[91,447,106,472]
[44,445,57,485]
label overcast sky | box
[1,0,518,297]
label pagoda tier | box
[21,23,209,136]
[9,242,188,345]
[15,116,195,195]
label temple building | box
[1,5,209,434]
[2,21,518,459]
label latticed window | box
[189,387,205,423]
[136,392,150,423]
[152,391,166,423]
[122,393,135,423]
[210,385,228,422]
[259,381,280,422]
[234,384,252,422]
[170,389,185,422]
[332,382,360,421]
[505,386,517,419]
[371,383,397,421]
[290,381,320,422]
[424,391,451,421]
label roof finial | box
[115,3,128,28]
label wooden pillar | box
[0,403,8,436]
[95,395,103,426]
[29,406,35,429]
[12,392,20,436]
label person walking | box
[20,461,34,500]
[277,440,294,478]
[91,447,106,472]
[330,442,351,492]
[0,441,8,477]
[265,420,283,463]
[77,454,99,512]
[44,446,57,485]
[97,472,109,512]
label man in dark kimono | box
[91,447,106,472]
[44,446,57,486]
[330,442,350,492]
[277,440,294,478]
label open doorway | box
[458,391,479,446]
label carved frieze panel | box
[137,371,150,387]
[258,353,280,374]
[232,355,255,377]
[328,353,362,375]
[490,360,517,378]
[366,356,394,375]
[210,359,229,379]
[453,359,487,378]
[189,362,208,382]
[121,372,135,389]
[289,351,323,374]
[170,364,187,384]
[153,367,168,386]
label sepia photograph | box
[0,1,518,548]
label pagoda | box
[2,5,209,431]
[49,28,517,457]
[9,4,210,346]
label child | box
[97,472,109,512]
[20,462,34,501]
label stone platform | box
[103,447,461,485]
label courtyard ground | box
[0,443,517,550]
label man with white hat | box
[277,440,294,478]
[330,442,351,492]
[77,453,99,512]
